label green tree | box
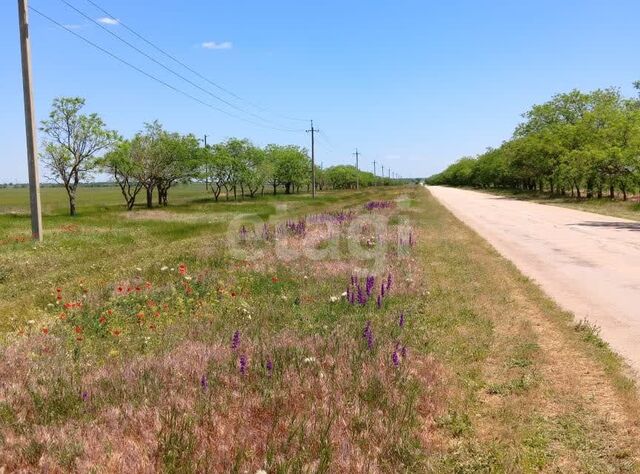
[40,97,119,215]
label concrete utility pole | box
[306,120,317,198]
[353,148,360,190]
[373,160,376,186]
[18,0,43,241]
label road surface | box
[427,186,640,375]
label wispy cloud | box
[202,41,233,50]
[97,17,119,25]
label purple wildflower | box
[365,275,375,296]
[351,275,357,286]
[409,232,413,246]
[231,330,240,350]
[401,346,407,358]
[240,354,247,375]
[377,294,382,309]
[399,312,405,327]
[200,374,208,391]
[350,291,355,305]
[363,321,371,338]
[81,391,88,402]
[266,358,273,376]
[381,283,385,298]
[346,286,350,301]
[357,285,366,306]
[392,351,400,368]
[363,321,374,350]
[387,273,392,291]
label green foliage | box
[428,84,640,201]
[40,97,119,215]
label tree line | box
[39,97,399,215]
[428,83,640,200]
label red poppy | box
[98,316,107,325]
[272,277,279,283]
[137,312,145,320]
[230,291,236,297]
[74,326,83,334]
[41,327,49,335]
[112,329,121,336]
[107,309,113,316]
[59,312,66,321]
[178,264,188,275]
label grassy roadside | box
[0,185,638,471]
[464,187,640,221]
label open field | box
[464,188,640,222]
[0,185,639,472]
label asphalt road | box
[428,185,640,375]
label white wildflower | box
[330,296,338,303]
[161,266,169,271]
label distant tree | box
[155,132,201,206]
[40,97,118,215]
[270,145,310,194]
[100,140,144,210]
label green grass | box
[0,184,638,471]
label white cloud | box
[202,41,232,50]
[97,17,119,25]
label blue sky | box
[2,0,640,183]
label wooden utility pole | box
[306,120,317,198]
[18,0,43,241]
[353,148,360,190]
[203,134,209,191]
[381,164,384,183]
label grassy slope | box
[0,185,638,472]
[466,187,640,222]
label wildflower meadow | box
[0,185,639,472]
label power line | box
[29,6,302,133]
[56,0,301,132]
[81,0,308,123]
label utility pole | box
[18,0,43,242]
[306,120,317,198]
[373,160,376,186]
[203,134,209,191]
[353,148,360,190]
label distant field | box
[0,184,221,216]
[468,187,640,222]
[0,185,638,471]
